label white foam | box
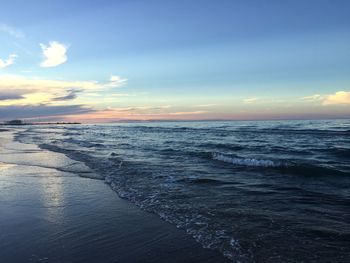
[212,152,279,167]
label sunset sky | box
[0,0,350,122]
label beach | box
[1,120,349,262]
[0,129,229,263]
[2,0,350,261]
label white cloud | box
[194,104,216,107]
[243,97,259,103]
[0,23,24,38]
[40,41,68,67]
[301,94,324,101]
[105,75,128,87]
[323,91,350,105]
[0,54,17,69]
[0,74,127,106]
[302,91,350,105]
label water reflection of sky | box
[0,162,16,170]
[38,171,66,222]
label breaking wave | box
[212,152,282,167]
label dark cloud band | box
[0,104,94,120]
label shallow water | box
[0,131,228,263]
[17,120,350,262]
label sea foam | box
[212,152,279,167]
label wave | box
[212,152,282,167]
[236,128,350,136]
[198,142,244,151]
[314,147,350,159]
[38,143,123,180]
[63,138,104,148]
[211,152,349,176]
[178,177,238,185]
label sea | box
[16,119,350,262]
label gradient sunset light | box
[1,0,350,122]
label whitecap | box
[212,152,279,167]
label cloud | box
[302,91,350,105]
[0,23,24,38]
[194,104,216,107]
[63,108,209,122]
[0,74,127,106]
[0,54,17,69]
[52,89,81,101]
[243,97,259,103]
[103,108,206,116]
[114,105,171,112]
[323,91,350,105]
[0,91,24,101]
[0,104,93,120]
[40,41,68,67]
[105,75,128,87]
[301,94,324,101]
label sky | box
[0,0,350,122]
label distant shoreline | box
[0,118,349,126]
[0,122,81,126]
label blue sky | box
[0,0,350,121]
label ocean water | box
[17,120,350,262]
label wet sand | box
[0,130,229,263]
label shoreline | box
[0,129,230,263]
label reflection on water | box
[0,162,16,170]
[42,177,64,207]
[39,174,65,221]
